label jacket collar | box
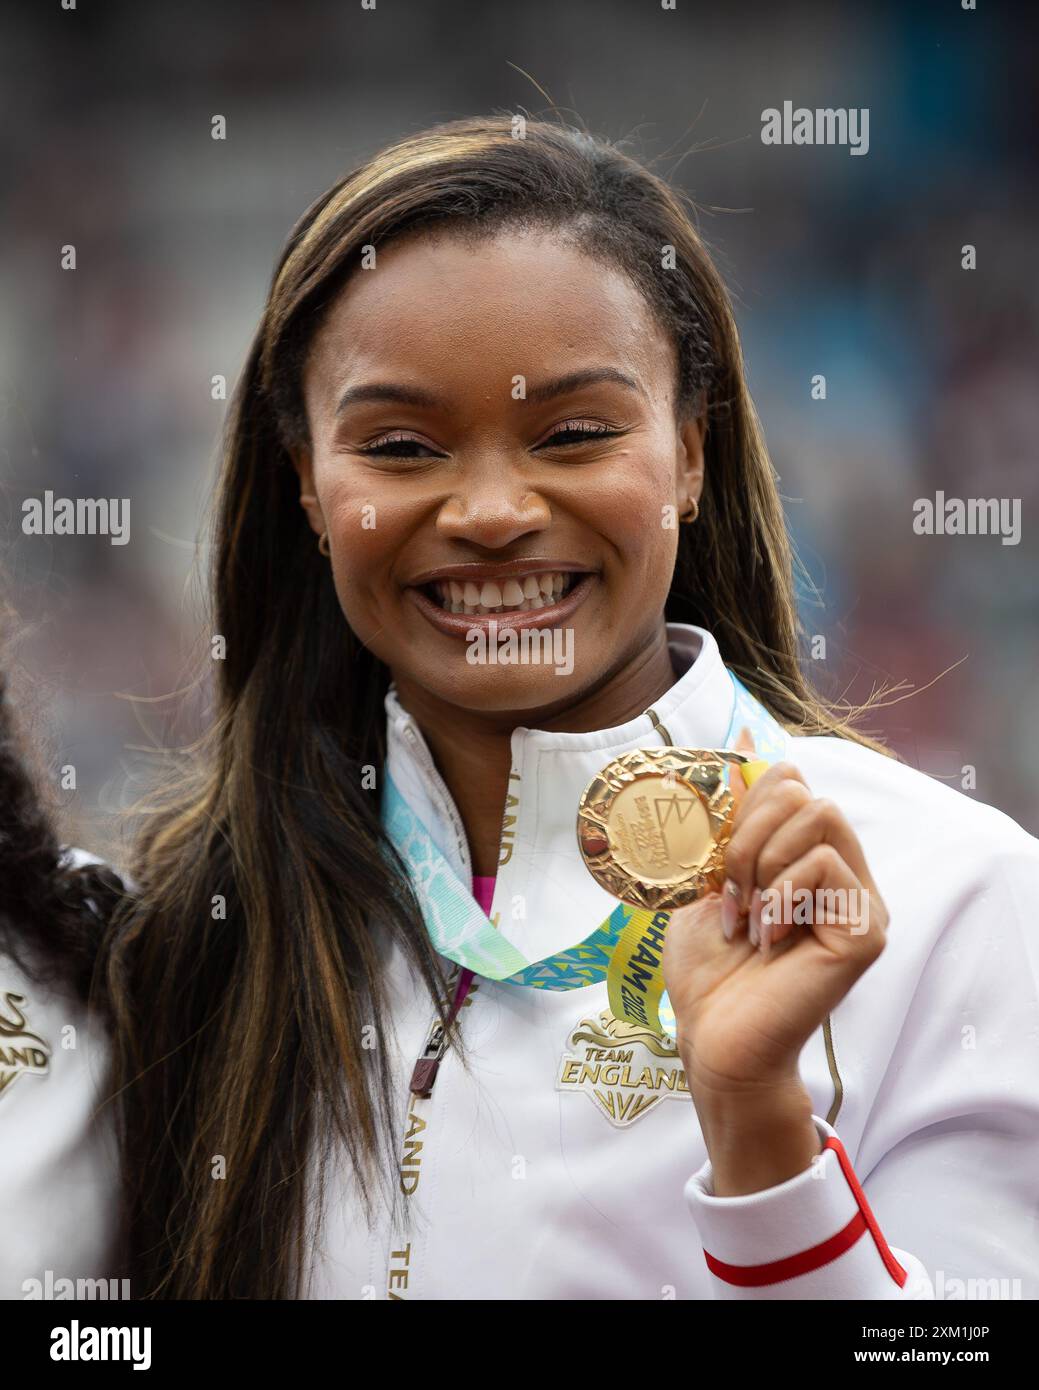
[383,624,739,888]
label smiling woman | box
[14,114,1036,1303]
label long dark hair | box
[100,114,895,1299]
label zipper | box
[387,971,478,1300]
[409,1015,448,1098]
[409,967,476,1098]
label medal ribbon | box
[380,670,789,1038]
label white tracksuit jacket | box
[3,624,1038,1301]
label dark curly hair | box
[0,663,126,1005]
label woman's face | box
[293,226,703,719]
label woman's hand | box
[661,729,889,1194]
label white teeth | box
[432,570,580,614]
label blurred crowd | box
[1,0,1035,869]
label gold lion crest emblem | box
[0,992,52,1099]
[557,1008,689,1128]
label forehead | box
[302,226,673,413]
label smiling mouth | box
[422,570,581,616]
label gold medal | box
[576,748,758,912]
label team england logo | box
[0,991,52,1099]
[557,1008,690,1127]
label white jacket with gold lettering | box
[3,624,1039,1301]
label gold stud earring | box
[679,497,700,524]
[318,532,331,557]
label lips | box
[406,569,597,638]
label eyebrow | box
[334,367,641,415]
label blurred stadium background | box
[2,0,1036,868]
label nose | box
[435,461,552,548]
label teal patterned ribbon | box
[381,671,789,1032]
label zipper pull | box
[409,1020,446,1097]
[408,969,476,1097]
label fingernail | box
[759,895,773,962]
[721,880,739,941]
[748,887,762,948]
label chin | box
[425,665,585,715]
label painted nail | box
[721,880,740,940]
[748,887,762,948]
[759,894,773,962]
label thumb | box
[728,725,757,809]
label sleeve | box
[683,832,1039,1302]
[683,1115,934,1299]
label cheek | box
[588,452,680,574]
[317,474,408,613]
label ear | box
[289,447,325,538]
[676,414,706,510]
